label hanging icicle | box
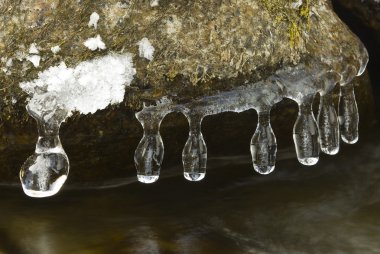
[182,112,207,181]
[20,106,69,198]
[339,82,359,144]
[134,110,166,184]
[317,72,341,155]
[250,108,277,175]
[293,95,320,165]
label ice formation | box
[51,45,61,54]
[150,0,160,7]
[88,12,100,29]
[137,38,155,61]
[29,43,39,54]
[133,53,368,184]
[84,35,106,51]
[27,55,41,67]
[19,54,136,197]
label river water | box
[0,115,379,254]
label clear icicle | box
[293,95,320,165]
[134,111,165,184]
[182,113,207,181]
[250,109,277,175]
[318,92,340,155]
[20,106,69,198]
[339,82,359,144]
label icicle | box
[250,108,277,175]
[182,112,207,181]
[134,111,165,184]
[293,95,320,165]
[20,106,69,198]
[339,82,359,144]
[318,92,340,155]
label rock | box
[0,0,373,185]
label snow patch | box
[29,43,39,54]
[88,12,100,29]
[27,55,41,67]
[20,54,136,120]
[84,35,106,51]
[150,0,160,7]
[51,45,61,54]
[137,38,155,61]
[6,58,13,67]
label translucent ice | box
[317,72,340,155]
[318,92,340,155]
[134,111,166,184]
[339,82,359,144]
[275,64,320,165]
[250,110,277,175]
[20,106,69,198]
[293,95,320,165]
[182,112,207,182]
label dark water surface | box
[0,121,380,254]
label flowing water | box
[0,116,379,254]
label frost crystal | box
[137,38,155,61]
[84,35,106,51]
[20,54,136,119]
[88,12,100,29]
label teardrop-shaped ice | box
[293,96,320,165]
[182,113,207,182]
[339,82,359,144]
[250,109,277,175]
[318,92,340,155]
[20,109,69,198]
[134,112,164,184]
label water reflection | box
[0,123,379,254]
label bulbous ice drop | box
[134,113,164,184]
[20,116,69,198]
[293,97,320,166]
[250,110,277,175]
[339,83,359,144]
[182,114,207,182]
[318,93,340,155]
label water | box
[1,120,380,253]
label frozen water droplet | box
[250,109,277,175]
[339,83,359,144]
[182,113,207,182]
[137,175,160,184]
[134,112,165,184]
[318,93,340,155]
[184,172,206,182]
[20,107,69,198]
[293,96,320,166]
